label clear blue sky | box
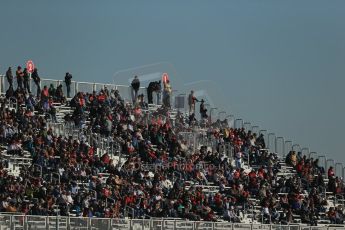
[1,0,345,165]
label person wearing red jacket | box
[328,167,335,178]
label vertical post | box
[75,81,78,94]
[292,144,300,152]
[335,163,343,178]
[46,216,49,230]
[23,215,27,230]
[107,218,111,230]
[142,218,145,230]
[225,115,234,128]
[235,119,243,129]
[150,219,153,230]
[318,155,326,174]
[67,217,70,230]
[56,213,59,230]
[275,137,285,156]
[267,133,275,153]
[10,215,13,230]
[284,140,292,155]
[0,75,2,95]
[244,122,252,131]
[93,83,96,92]
[3,75,6,95]
[88,217,92,230]
[301,147,310,157]
[309,151,318,160]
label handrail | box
[318,155,327,172]
[275,137,284,156]
[267,133,275,152]
[284,140,292,155]
[243,121,251,131]
[326,158,335,172]
[234,118,243,129]
[251,125,259,134]
[0,214,344,229]
[335,163,343,178]
[301,147,310,156]
[309,151,318,160]
[292,144,300,152]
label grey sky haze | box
[1,0,345,164]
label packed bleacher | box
[0,66,345,227]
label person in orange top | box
[79,94,85,107]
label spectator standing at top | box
[188,90,198,114]
[147,81,161,104]
[16,66,24,89]
[131,75,140,104]
[155,80,162,105]
[163,79,172,108]
[200,99,208,119]
[23,68,31,93]
[6,67,13,89]
[64,72,73,98]
[31,68,41,98]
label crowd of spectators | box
[0,69,344,226]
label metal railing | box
[0,214,343,230]
[0,75,185,109]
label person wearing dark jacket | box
[200,99,208,119]
[65,72,73,98]
[23,68,31,93]
[6,67,13,89]
[131,76,140,103]
[147,81,161,104]
[16,66,24,90]
[31,68,41,98]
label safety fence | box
[0,214,344,230]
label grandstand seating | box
[0,74,344,229]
